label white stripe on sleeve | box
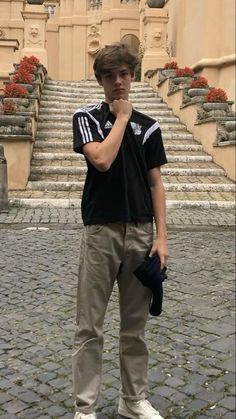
[142,121,160,145]
[78,116,93,144]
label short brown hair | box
[93,42,139,79]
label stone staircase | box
[9,79,235,208]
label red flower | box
[1,99,17,114]
[3,82,28,98]
[18,60,36,74]
[22,55,40,66]
[164,61,178,69]
[175,67,194,77]
[13,67,33,84]
[205,87,228,103]
[189,76,209,89]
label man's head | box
[93,42,139,80]
[93,42,139,102]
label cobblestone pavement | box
[0,208,235,418]
[0,207,235,229]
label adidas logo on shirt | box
[104,120,113,129]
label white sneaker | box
[118,398,164,419]
[74,412,97,419]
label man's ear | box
[130,71,135,81]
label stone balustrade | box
[146,69,236,181]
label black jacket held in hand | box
[133,253,167,316]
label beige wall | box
[0,0,235,101]
[164,0,235,104]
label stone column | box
[140,5,169,79]
[21,5,49,67]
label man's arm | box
[83,99,132,172]
[148,167,169,269]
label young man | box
[72,43,169,419]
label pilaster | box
[21,4,48,67]
[140,6,169,79]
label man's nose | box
[114,75,122,84]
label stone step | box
[44,80,150,88]
[40,91,159,99]
[34,141,204,152]
[36,131,194,140]
[30,173,232,187]
[40,96,165,104]
[43,85,154,94]
[39,106,174,116]
[25,180,235,193]
[31,152,212,163]
[39,101,171,112]
[9,190,235,208]
[36,121,187,132]
[38,114,180,123]
[29,165,225,177]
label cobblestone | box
[0,206,235,232]
[0,208,235,418]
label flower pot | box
[0,115,26,127]
[172,76,193,85]
[188,88,209,97]
[161,69,176,78]
[225,121,236,133]
[2,97,36,114]
[147,0,165,7]
[16,83,34,94]
[203,102,229,112]
[27,0,44,4]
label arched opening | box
[121,34,141,81]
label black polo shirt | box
[73,101,167,225]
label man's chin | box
[112,93,128,100]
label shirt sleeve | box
[73,109,104,154]
[144,127,167,170]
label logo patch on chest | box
[104,120,113,129]
[130,122,142,135]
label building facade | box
[0,0,235,103]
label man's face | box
[98,65,133,103]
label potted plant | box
[188,76,210,98]
[161,60,179,78]
[165,60,178,69]
[0,99,17,114]
[202,87,229,112]
[3,82,28,98]
[12,66,34,93]
[172,66,195,86]
[0,98,26,130]
[27,0,44,4]
[21,55,40,66]
[197,87,233,121]
[205,87,228,103]
[147,0,165,7]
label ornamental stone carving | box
[151,29,163,48]
[87,25,101,55]
[26,23,43,46]
[0,28,6,39]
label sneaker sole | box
[118,409,136,419]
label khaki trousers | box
[72,222,153,414]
